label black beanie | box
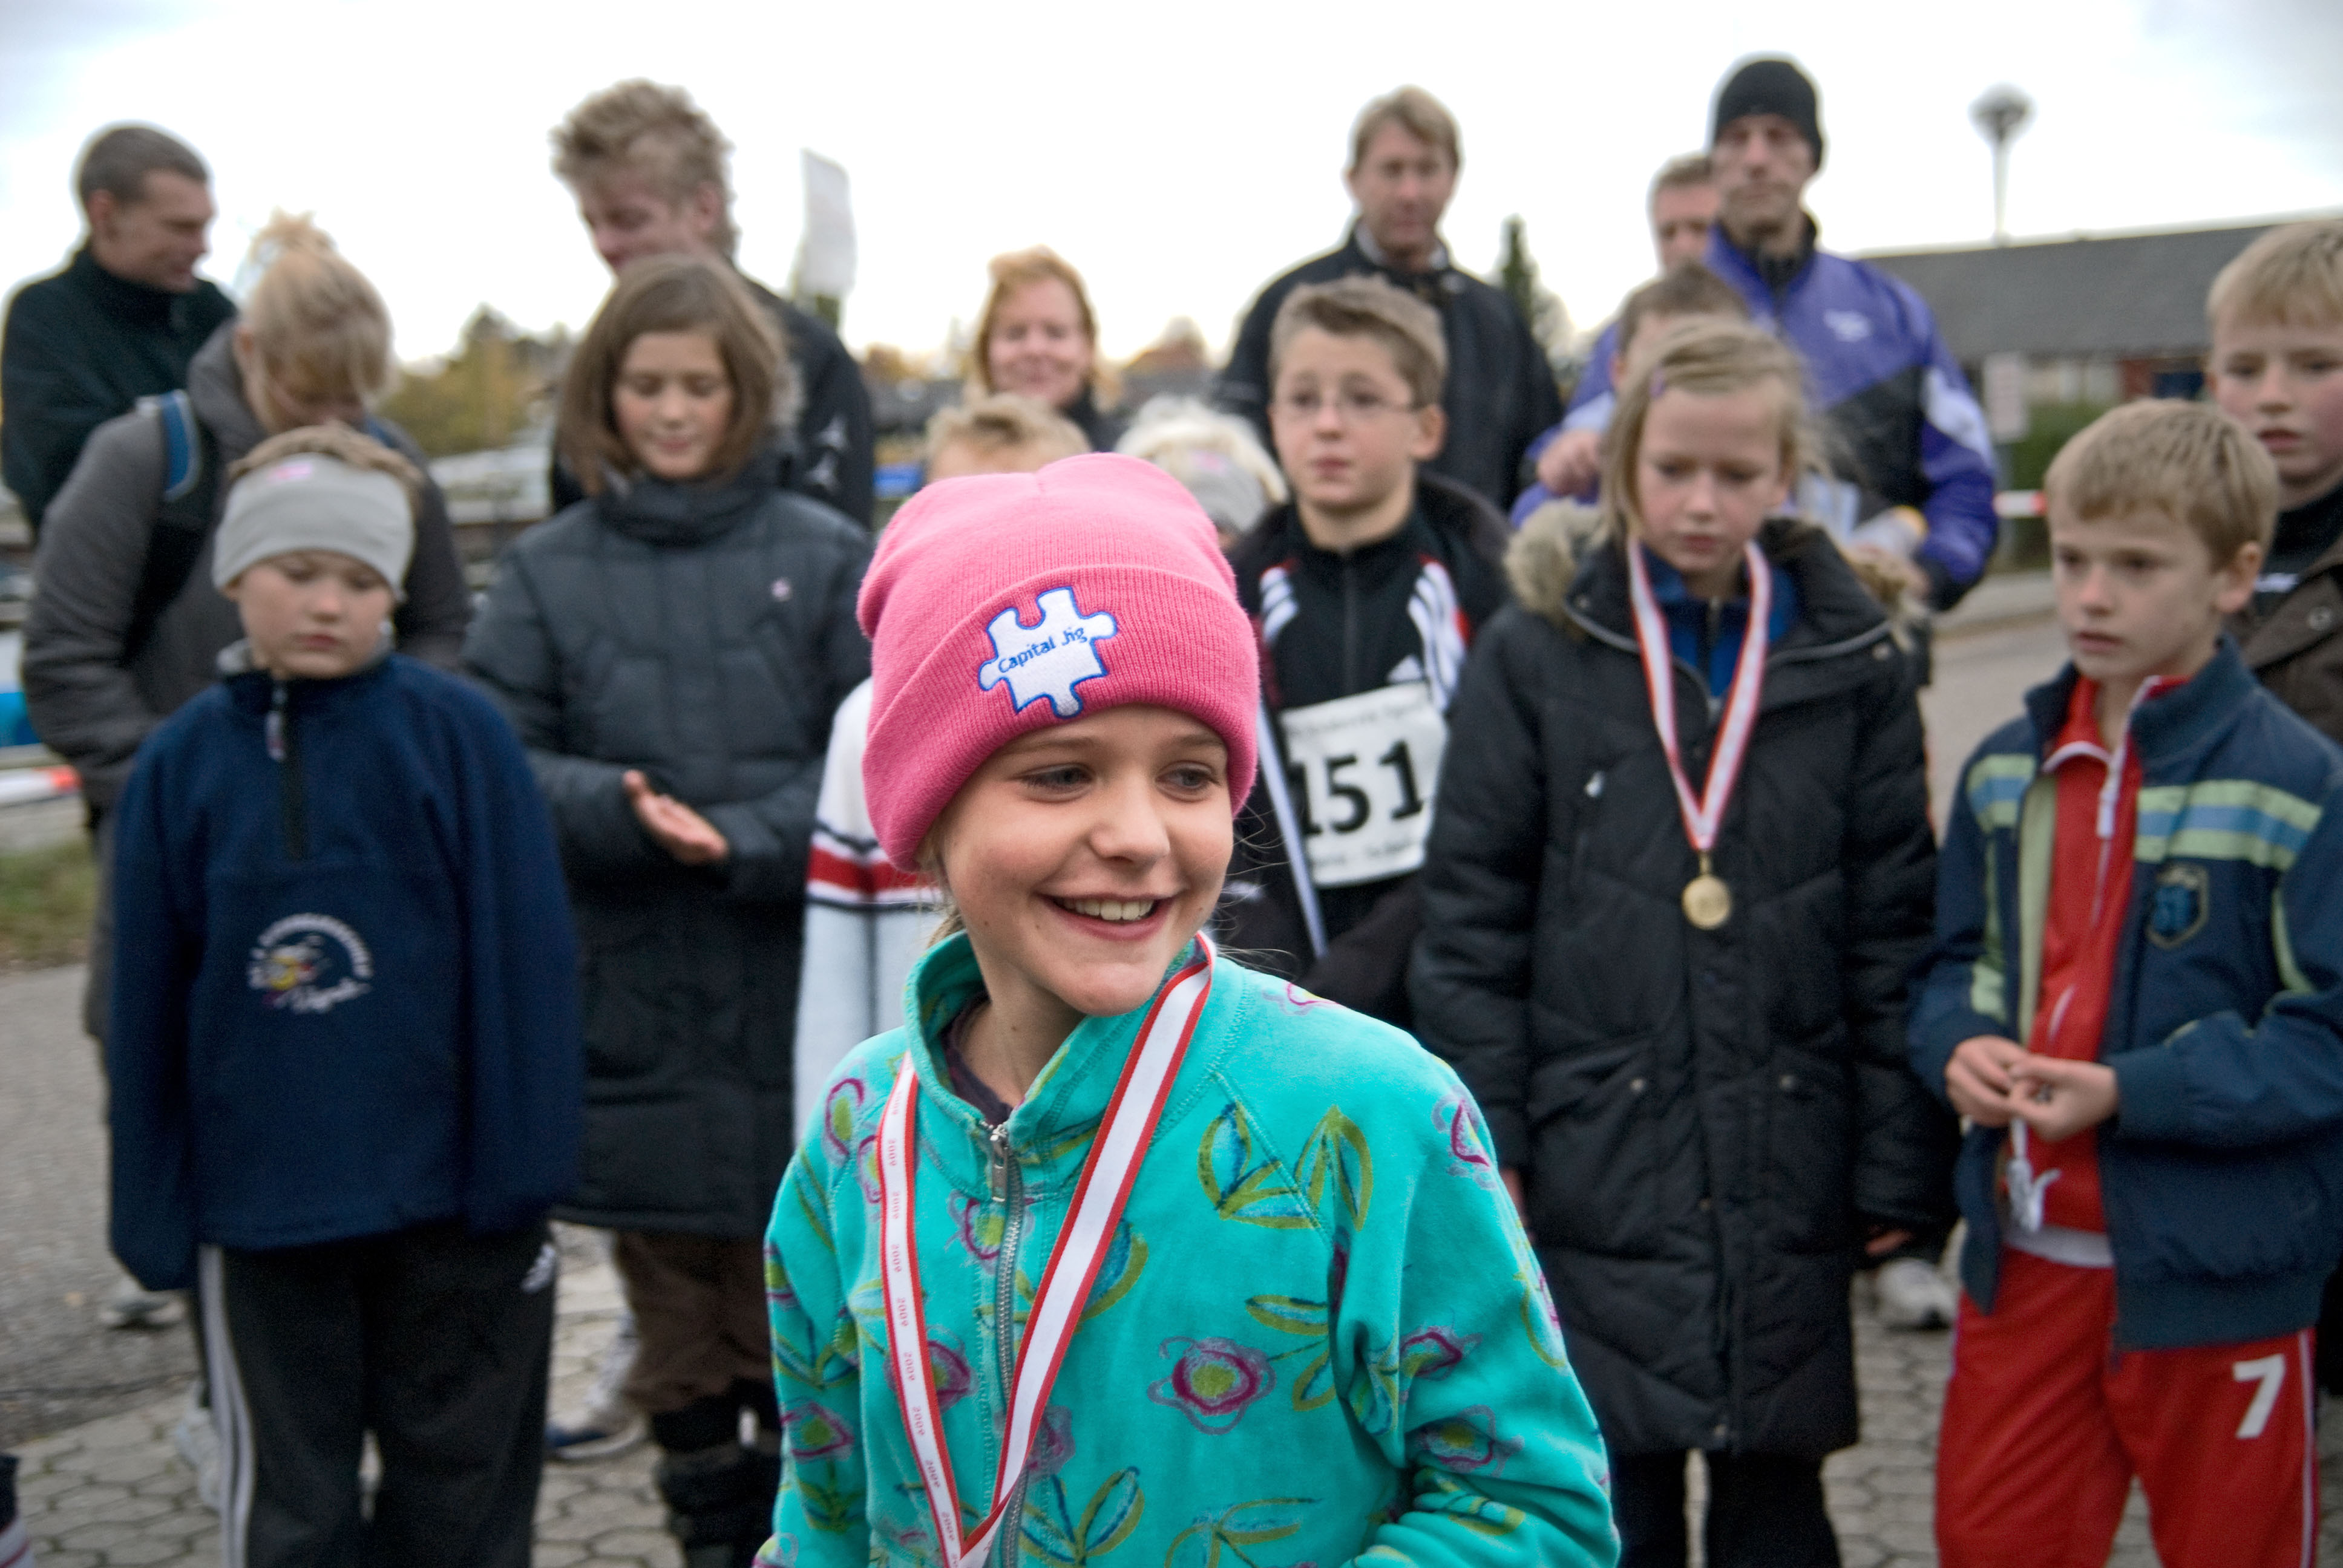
[1711,57,1824,168]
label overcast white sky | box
[2,0,2339,366]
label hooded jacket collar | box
[594,446,785,547]
[2022,638,2259,779]
[898,933,1210,1199]
[1506,509,1900,713]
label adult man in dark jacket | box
[1217,87,1560,514]
[1564,59,2001,610]
[2,125,235,540]
[549,80,874,526]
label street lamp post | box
[1970,85,2033,246]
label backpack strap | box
[123,391,223,663]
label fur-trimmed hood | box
[1505,500,1924,650]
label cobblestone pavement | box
[18,1257,2343,1564]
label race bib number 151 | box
[1278,682,1448,889]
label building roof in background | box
[1862,214,2341,362]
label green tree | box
[379,308,568,458]
[1498,217,1572,381]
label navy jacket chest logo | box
[247,913,376,1014]
[2147,863,2211,951]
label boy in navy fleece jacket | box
[106,426,582,1568]
[1909,401,2343,1568]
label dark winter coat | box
[548,274,876,526]
[1216,228,1561,514]
[1061,385,1127,453]
[2239,482,2343,746]
[2,246,236,536]
[462,451,871,1238]
[1411,508,1955,1458]
[108,650,582,1291]
[1219,475,1509,1024]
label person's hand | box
[1944,1035,2027,1127]
[1863,1223,1915,1258]
[1843,541,1928,602]
[2009,1056,2119,1142]
[1499,1166,1535,1243]
[1534,428,1602,497]
[623,770,729,866]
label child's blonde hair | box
[239,214,393,405]
[557,255,788,495]
[2044,400,2277,563]
[2207,221,2343,334]
[923,393,1088,470]
[552,80,737,257]
[1598,318,1814,541]
[1268,276,1447,411]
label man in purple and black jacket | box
[1532,57,2001,610]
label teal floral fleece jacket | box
[761,936,1618,1567]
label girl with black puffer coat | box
[1411,319,1956,1568]
[464,256,870,1568]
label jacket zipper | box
[988,1120,1029,1561]
[268,680,307,860]
[1340,555,1359,691]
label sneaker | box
[98,1270,184,1330]
[548,1312,644,1462]
[171,1394,222,1514]
[1873,1256,1958,1331]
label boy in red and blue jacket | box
[1909,400,2343,1568]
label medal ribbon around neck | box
[876,938,1216,1568]
[1624,541,1774,873]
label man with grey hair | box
[2,124,234,540]
[1217,85,1561,513]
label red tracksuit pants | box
[1936,1247,2315,1568]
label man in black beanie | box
[1707,54,1997,610]
[1559,56,2001,618]
[1709,57,1825,262]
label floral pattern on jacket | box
[761,937,1618,1567]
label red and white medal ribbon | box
[1624,541,1774,858]
[876,939,1216,1568]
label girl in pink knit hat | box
[758,452,1616,1568]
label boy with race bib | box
[1222,276,1511,1027]
[1412,319,1951,1567]
[762,454,1617,1567]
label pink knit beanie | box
[858,452,1259,870]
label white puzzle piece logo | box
[977,586,1119,717]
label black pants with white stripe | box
[198,1220,555,1568]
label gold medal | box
[1625,544,1771,939]
[1682,852,1731,929]
[1682,874,1732,929]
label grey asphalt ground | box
[10,595,2339,1563]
